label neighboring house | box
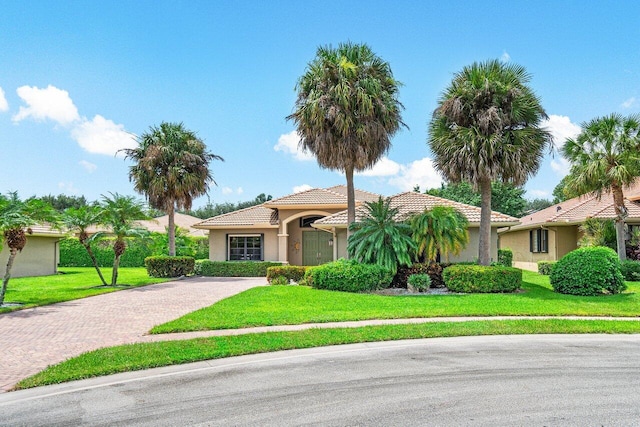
[194,187,519,266]
[136,212,208,238]
[0,225,66,278]
[499,183,640,271]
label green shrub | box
[145,256,195,278]
[194,260,282,277]
[269,276,290,285]
[537,261,556,275]
[59,237,153,267]
[393,262,450,288]
[497,248,513,267]
[407,274,431,292]
[443,265,522,293]
[550,247,626,296]
[620,260,640,282]
[266,266,308,283]
[305,259,393,293]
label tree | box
[123,122,224,256]
[62,205,108,286]
[552,175,580,203]
[428,59,551,265]
[347,197,415,274]
[578,218,616,250]
[288,42,405,240]
[409,206,469,263]
[34,194,90,211]
[100,193,149,286]
[525,198,554,213]
[0,193,58,305]
[188,193,273,219]
[562,113,640,260]
[426,181,527,218]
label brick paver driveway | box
[0,277,265,392]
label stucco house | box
[0,225,66,278]
[194,186,519,266]
[498,183,640,271]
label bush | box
[393,262,450,289]
[443,265,522,293]
[145,256,195,278]
[194,260,282,277]
[305,259,393,293]
[537,261,556,275]
[269,276,290,285]
[550,247,626,296]
[620,260,640,282]
[407,274,431,292]
[497,249,513,267]
[266,266,308,283]
[59,237,153,267]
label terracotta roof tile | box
[194,205,279,228]
[263,188,349,206]
[137,212,208,237]
[324,185,382,203]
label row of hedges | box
[443,265,522,293]
[145,256,195,278]
[304,259,393,292]
[195,260,282,277]
[266,266,309,283]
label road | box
[2,334,639,426]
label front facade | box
[0,225,65,278]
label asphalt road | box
[2,334,640,426]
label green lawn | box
[152,270,640,333]
[0,267,169,313]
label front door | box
[302,230,333,266]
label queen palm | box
[410,206,469,263]
[562,114,640,260]
[288,42,405,239]
[428,59,551,265]
[62,205,108,286]
[122,122,223,256]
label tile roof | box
[28,224,66,237]
[136,212,208,237]
[263,187,350,207]
[324,185,382,203]
[193,204,279,228]
[314,191,519,227]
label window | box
[227,234,263,261]
[530,229,548,253]
[300,216,324,228]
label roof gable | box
[194,204,279,228]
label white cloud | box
[527,189,549,198]
[79,160,97,173]
[222,187,233,195]
[621,97,637,109]
[13,85,80,125]
[274,131,315,161]
[237,187,244,195]
[541,114,581,149]
[58,181,79,195]
[0,87,8,112]
[500,51,511,62]
[356,156,401,177]
[551,157,571,177]
[388,157,443,192]
[293,184,313,193]
[70,115,136,156]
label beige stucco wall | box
[0,236,59,278]
[441,227,498,263]
[499,225,579,271]
[208,228,279,262]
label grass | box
[0,267,169,313]
[152,271,640,333]
[16,318,640,390]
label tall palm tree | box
[288,42,405,239]
[0,192,58,305]
[62,205,108,286]
[428,59,551,265]
[347,197,415,274]
[122,122,223,256]
[562,114,640,260]
[100,193,149,286]
[410,206,469,263]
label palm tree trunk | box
[0,248,18,306]
[345,165,356,247]
[612,185,627,261]
[168,204,176,256]
[111,255,121,286]
[478,179,492,266]
[83,243,108,286]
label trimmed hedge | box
[266,266,308,283]
[537,261,556,275]
[393,262,450,289]
[145,256,195,278]
[194,260,282,277]
[550,246,626,296]
[305,259,393,293]
[59,237,153,268]
[620,259,640,282]
[443,265,522,293]
[497,248,513,267]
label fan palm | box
[428,59,551,265]
[288,42,405,239]
[62,205,108,286]
[562,113,640,260]
[410,206,469,263]
[122,122,223,256]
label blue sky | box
[2,1,639,208]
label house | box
[0,225,66,278]
[136,212,208,238]
[498,183,640,271]
[194,186,519,266]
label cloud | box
[500,51,511,62]
[293,184,313,193]
[58,181,79,195]
[274,131,315,161]
[551,157,571,177]
[237,187,244,195]
[541,114,581,149]
[222,187,233,195]
[356,156,401,177]
[79,160,97,173]
[70,115,137,156]
[13,85,80,125]
[621,97,637,109]
[0,87,8,112]
[527,189,549,198]
[388,157,443,192]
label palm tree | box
[122,122,223,256]
[410,206,469,263]
[62,205,108,286]
[100,193,149,286]
[0,192,58,305]
[562,114,640,260]
[347,197,415,274]
[428,59,551,265]
[288,42,405,239]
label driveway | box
[0,276,266,392]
